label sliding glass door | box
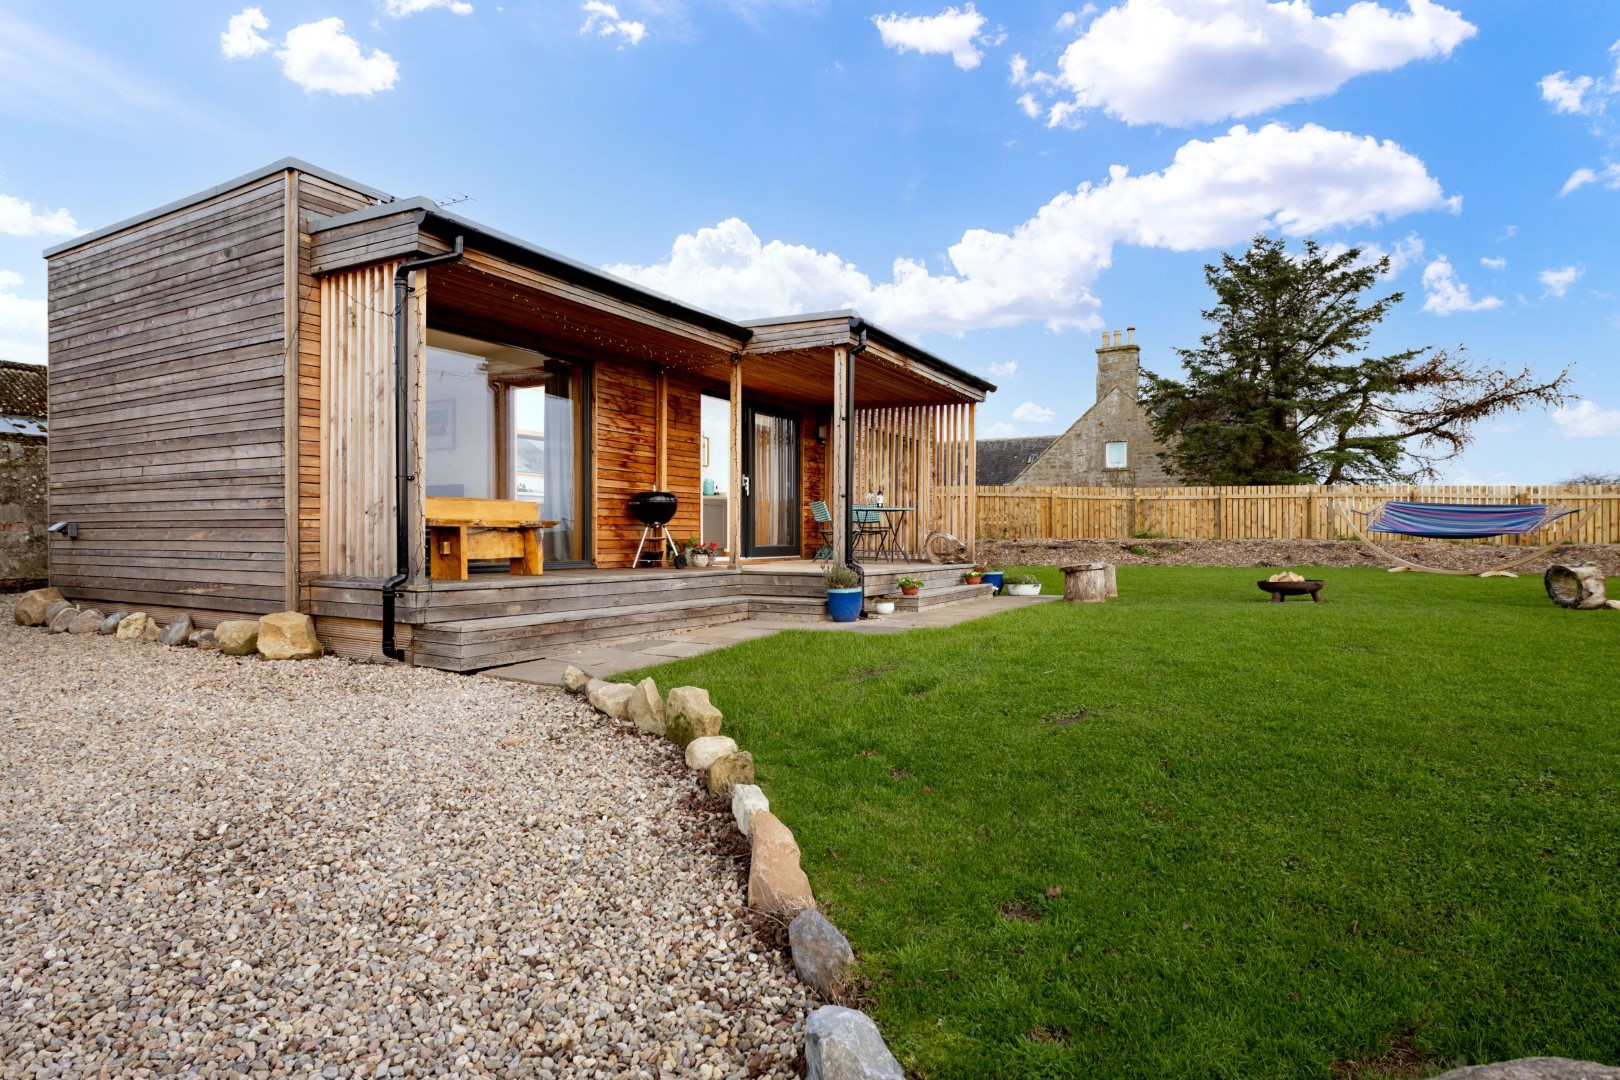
[742,406,799,558]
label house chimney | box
[1096,326,1142,402]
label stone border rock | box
[12,590,324,663]
[563,664,906,1080]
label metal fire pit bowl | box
[1257,579,1326,603]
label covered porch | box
[303,201,992,669]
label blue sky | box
[1,0,1616,482]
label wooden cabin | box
[43,159,993,670]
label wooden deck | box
[310,560,980,672]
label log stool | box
[1061,562,1116,603]
[1544,564,1609,610]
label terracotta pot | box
[900,585,920,596]
[964,575,984,585]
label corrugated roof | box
[975,436,1057,486]
[0,360,47,419]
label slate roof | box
[976,436,1057,486]
[0,360,47,434]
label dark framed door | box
[742,405,800,558]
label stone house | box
[0,360,48,590]
[1010,328,1176,488]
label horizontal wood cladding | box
[743,317,853,354]
[309,209,429,276]
[591,362,703,567]
[46,171,293,617]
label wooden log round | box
[1544,564,1608,610]
[1061,562,1113,603]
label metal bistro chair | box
[809,500,835,562]
[853,507,891,560]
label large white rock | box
[627,676,665,735]
[561,665,592,693]
[257,611,322,660]
[685,735,738,770]
[665,686,723,746]
[731,784,769,837]
[804,1006,904,1080]
[587,681,636,720]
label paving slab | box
[481,594,1057,685]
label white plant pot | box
[1008,583,1042,596]
[688,552,711,568]
[871,599,896,615]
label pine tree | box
[1141,235,1570,485]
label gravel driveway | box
[0,597,808,1078]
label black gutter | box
[843,321,869,591]
[383,237,465,661]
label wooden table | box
[426,497,558,580]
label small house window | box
[1105,441,1128,469]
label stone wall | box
[1012,387,1177,488]
[0,436,47,591]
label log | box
[1061,562,1113,603]
[1544,564,1608,610]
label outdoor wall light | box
[817,424,828,444]
[48,521,77,540]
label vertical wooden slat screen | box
[853,403,978,557]
[976,484,1620,545]
[319,261,402,577]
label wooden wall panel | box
[296,175,379,605]
[590,362,705,567]
[319,262,401,577]
[799,409,828,559]
[46,173,293,616]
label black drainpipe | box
[843,321,869,591]
[383,236,465,661]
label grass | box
[624,567,1620,1078]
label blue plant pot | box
[982,571,1004,594]
[826,587,864,622]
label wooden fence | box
[975,484,1620,546]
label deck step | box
[890,581,998,611]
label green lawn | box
[624,567,1620,1079]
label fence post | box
[1214,492,1224,540]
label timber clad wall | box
[592,362,703,567]
[47,174,293,615]
[46,168,377,617]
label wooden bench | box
[426,497,557,580]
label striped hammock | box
[1365,501,1574,539]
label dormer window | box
[1105,441,1128,469]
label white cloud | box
[384,0,474,15]
[1559,167,1597,196]
[1558,162,1620,197]
[1021,0,1475,127]
[1552,400,1620,438]
[1054,6,1096,32]
[581,1,647,45]
[1538,265,1582,299]
[1539,71,1603,115]
[611,123,1454,337]
[1012,401,1056,423]
[221,7,272,58]
[1317,232,1424,278]
[984,420,1018,437]
[0,190,78,236]
[1480,256,1506,270]
[1420,256,1502,315]
[275,18,399,94]
[0,270,47,364]
[987,360,1018,378]
[873,4,989,71]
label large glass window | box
[1105,441,1128,469]
[425,331,586,566]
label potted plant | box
[685,540,719,568]
[871,597,896,615]
[982,566,1005,593]
[825,565,864,622]
[1005,572,1042,596]
[963,564,988,585]
[897,575,924,596]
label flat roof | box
[742,311,997,394]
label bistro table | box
[853,505,914,561]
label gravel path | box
[0,596,809,1078]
